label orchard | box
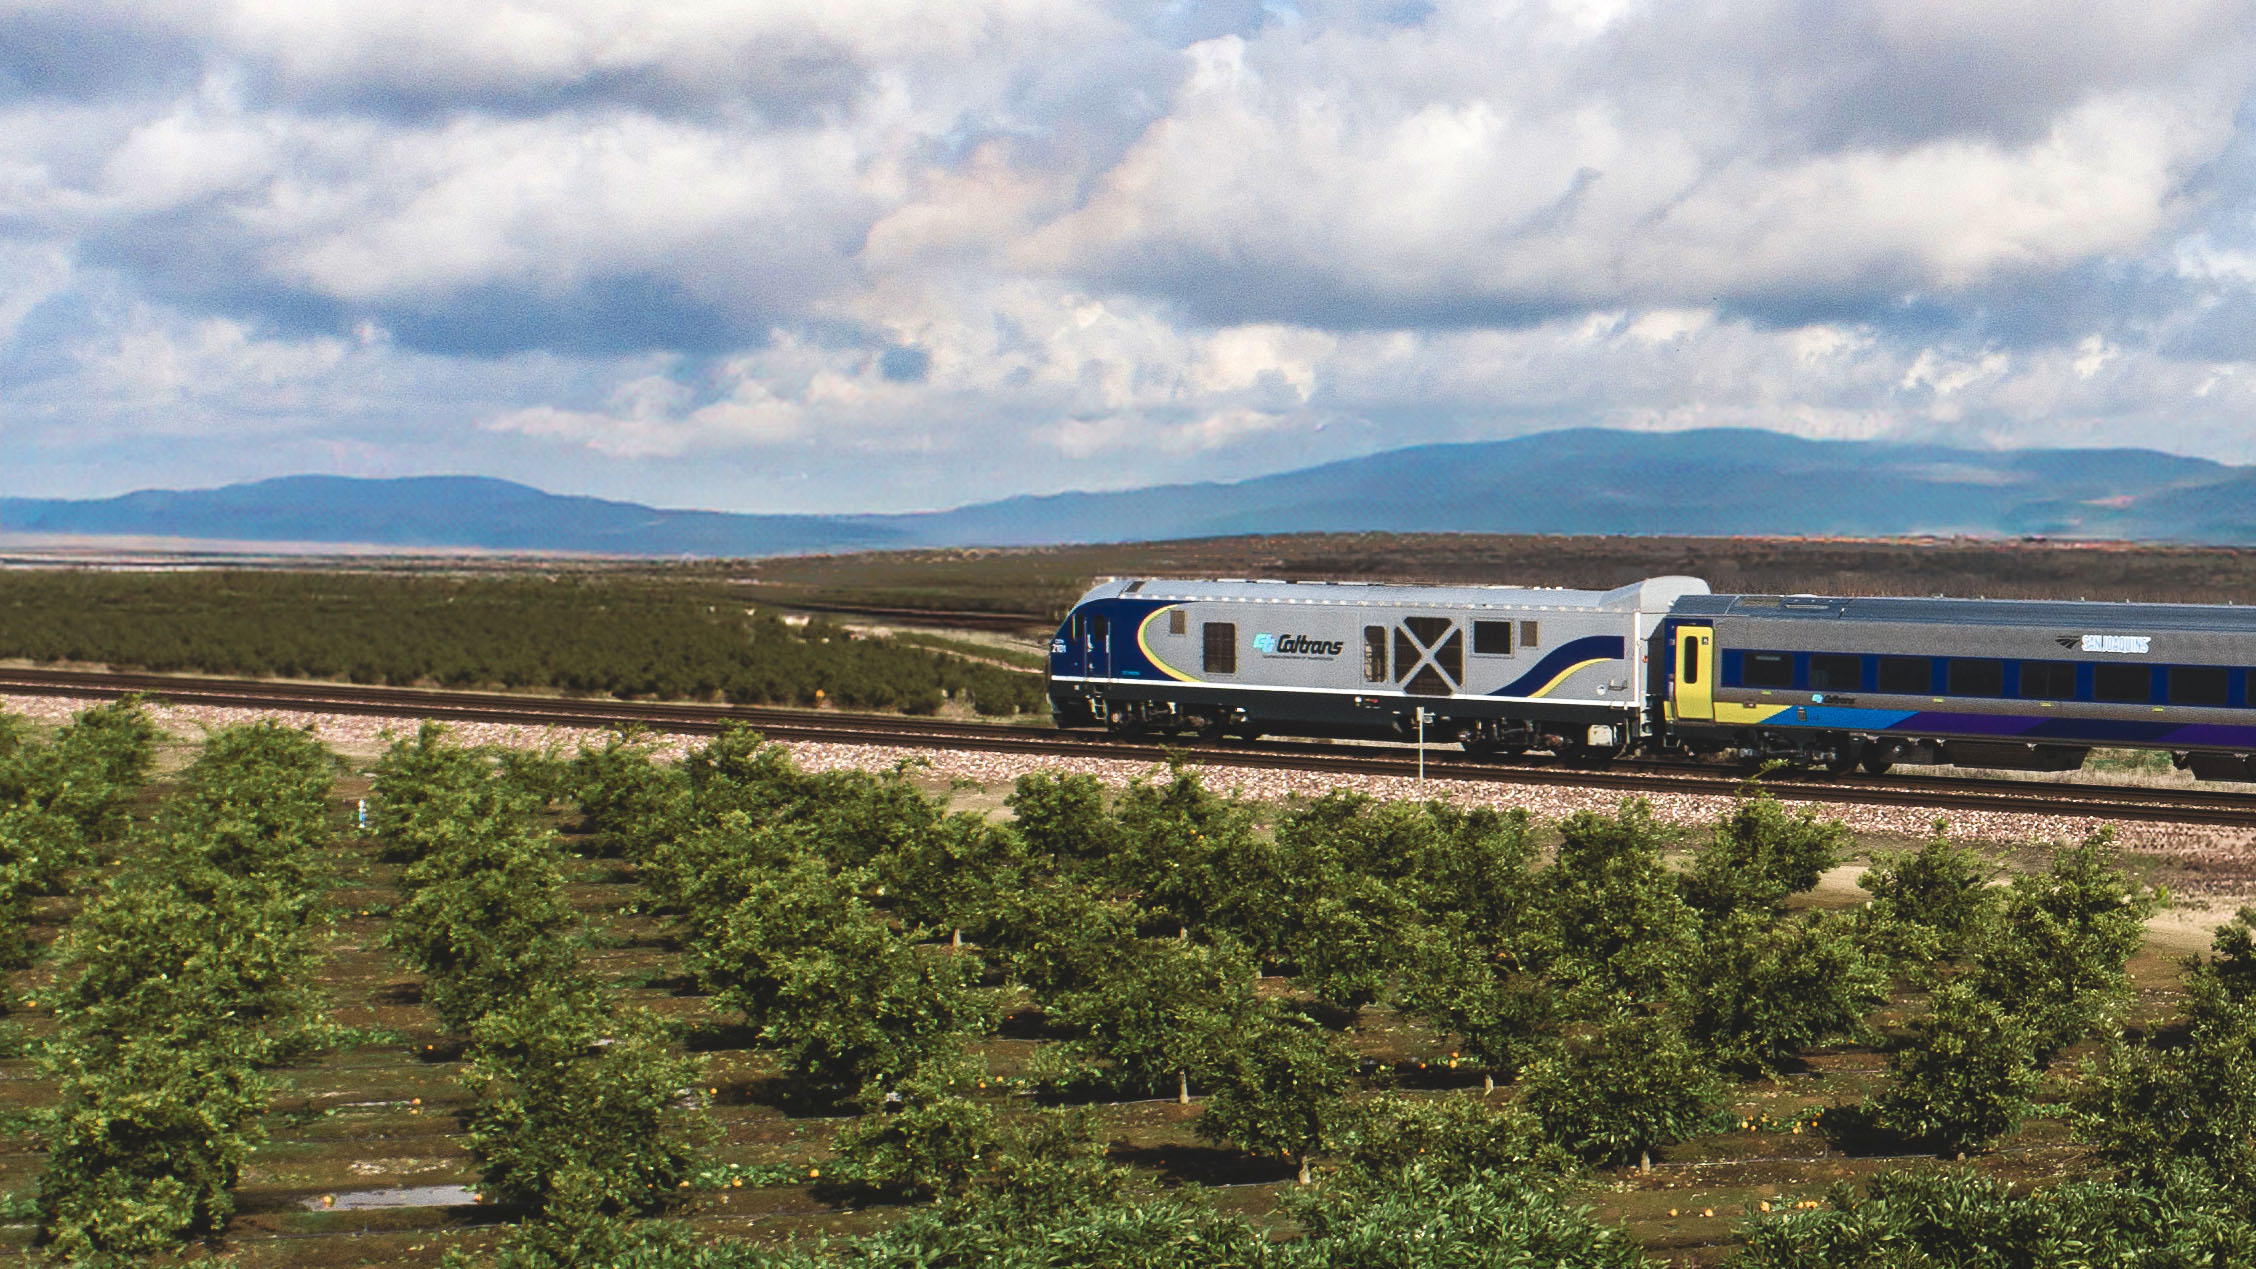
[0,707,2245,1266]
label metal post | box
[1417,708,1427,784]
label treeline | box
[0,571,1045,715]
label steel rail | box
[4,666,2253,826]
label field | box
[3,697,2251,1267]
[729,533,2256,622]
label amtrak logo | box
[1253,632,1344,657]
[2060,634,2151,654]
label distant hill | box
[8,429,2253,555]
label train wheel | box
[1234,729,1264,743]
[1824,744,1862,776]
[1860,754,1893,775]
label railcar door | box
[1086,612,1111,680]
[1673,626,1713,721]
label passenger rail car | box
[1047,576,1709,755]
[1666,593,2256,780]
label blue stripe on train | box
[1758,704,2256,749]
[1492,635,1626,698]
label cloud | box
[4,0,2256,513]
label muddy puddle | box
[303,1184,479,1211]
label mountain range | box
[10,428,2256,555]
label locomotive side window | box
[1169,609,1187,635]
[1473,621,1513,655]
[1203,623,1236,674]
[1520,620,1539,647]
[2094,663,2152,703]
[1946,658,2004,697]
[1363,627,1387,682]
[1809,654,1860,691]
[1878,656,1931,694]
[2169,666,2230,707]
[2018,661,2077,700]
[1742,652,1793,688]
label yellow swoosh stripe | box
[1138,608,1200,682]
[1526,657,1608,698]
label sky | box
[6,0,2256,514]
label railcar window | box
[1169,609,1186,635]
[2093,663,2152,704]
[1809,654,1860,691]
[1435,628,1464,682]
[1682,637,1699,684]
[1946,658,2004,697]
[1473,621,1513,655]
[2169,665,2231,707]
[1203,623,1236,674]
[2017,661,2077,700]
[1520,620,1539,647]
[1743,652,1793,688]
[1363,627,1387,683]
[1878,656,1931,694]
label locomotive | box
[1046,576,2256,781]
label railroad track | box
[5,666,2255,827]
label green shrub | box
[1524,1012,1725,1172]
[463,980,710,1224]
[1870,980,2042,1155]
[1962,831,2157,1064]
[1857,825,1996,967]
[1278,1165,1653,1269]
[1196,1010,1355,1184]
[1684,910,1885,1076]
[1543,801,1699,1007]
[1729,1167,2256,1268]
[1681,787,1846,920]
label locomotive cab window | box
[2169,666,2230,707]
[2094,663,2152,704]
[1742,652,1793,688]
[1088,614,1108,640]
[1203,623,1236,674]
[1946,658,2004,698]
[1473,621,1513,655]
[2018,661,2077,700]
[1363,626,1387,683]
[1808,654,1860,691]
[1878,656,1931,695]
[1168,609,1187,635]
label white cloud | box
[6,0,2256,510]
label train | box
[1044,575,2256,781]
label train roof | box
[1673,592,2256,633]
[1073,575,1709,612]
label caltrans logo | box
[1254,632,1344,657]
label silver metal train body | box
[1045,575,1709,756]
